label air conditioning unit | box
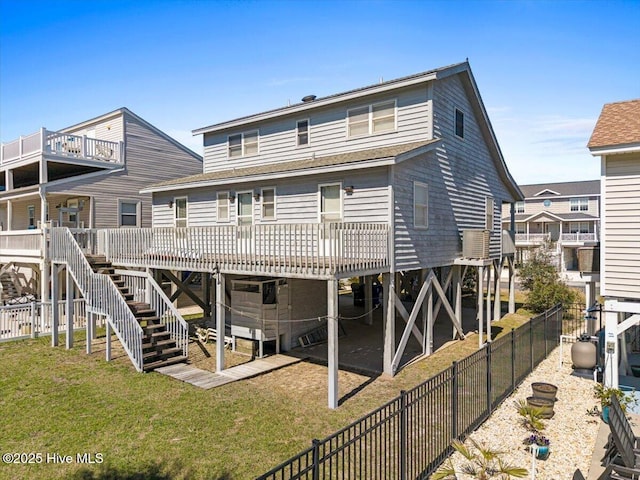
[463,230,490,259]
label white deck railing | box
[50,228,144,371]
[0,229,45,258]
[514,233,551,244]
[100,223,390,277]
[1,128,122,166]
[560,233,598,243]
[117,269,189,358]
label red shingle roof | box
[588,99,640,149]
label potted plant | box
[593,383,635,423]
[524,433,550,459]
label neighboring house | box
[500,180,600,271]
[587,99,640,389]
[0,107,203,304]
[116,60,523,408]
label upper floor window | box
[515,201,525,214]
[27,205,36,228]
[570,197,588,211]
[455,108,464,138]
[296,119,309,146]
[228,130,259,158]
[347,100,396,138]
[485,197,494,230]
[261,188,276,220]
[217,192,229,222]
[119,200,140,227]
[174,197,187,228]
[414,182,429,229]
[319,183,342,222]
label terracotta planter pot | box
[531,382,558,402]
[527,396,554,419]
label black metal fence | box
[562,302,601,336]
[256,303,565,480]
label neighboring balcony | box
[0,229,45,263]
[1,128,123,168]
[98,223,390,279]
[559,232,598,245]
[514,233,551,245]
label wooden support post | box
[105,321,111,362]
[477,265,484,348]
[204,273,212,318]
[364,275,373,326]
[493,260,501,321]
[453,265,462,335]
[86,311,92,354]
[327,278,339,409]
[421,269,428,353]
[508,257,516,314]
[51,263,59,347]
[215,272,226,373]
[425,281,433,356]
[383,273,394,376]
[486,264,492,342]
[66,267,74,349]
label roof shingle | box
[588,99,640,149]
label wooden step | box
[137,316,161,326]
[143,346,182,361]
[142,338,176,352]
[143,355,188,372]
[143,323,166,334]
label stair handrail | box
[144,272,189,358]
[49,227,144,371]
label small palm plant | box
[432,439,528,480]
[515,399,546,432]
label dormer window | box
[297,119,309,146]
[228,130,259,158]
[347,100,396,138]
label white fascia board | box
[589,144,640,156]
[533,189,561,196]
[0,189,40,201]
[606,299,640,315]
[192,74,443,136]
[142,157,395,194]
[522,210,565,223]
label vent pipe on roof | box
[302,95,317,103]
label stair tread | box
[143,356,188,372]
[143,339,176,350]
[143,347,182,360]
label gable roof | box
[519,180,600,199]
[142,140,437,193]
[588,99,640,153]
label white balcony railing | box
[514,233,551,244]
[99,223,390,277]
[560,233,598,243]
[1,128,122,166]
[0,229,45,259]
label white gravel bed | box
[443,344,600,479]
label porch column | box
[493,260,501,321]
[477,266,484,347]
[40,260,50,305]
[105,321,111,362]
[66,266,74,349]
[425,272,433,356]
[5,169,13,192]
[382,272,394,376]
[364,275,373,325]
[86,311,93,354]
[453,265,462,327]
[603,310,619,389]
[39,149,48,184]
[327,278,339,409]
[508,257,516,314]
[486,264,492,342]
[6,199,12,231]
[51,263,59,346]
[215,272,226,373]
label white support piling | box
[66,267,74,349]
[327,278,339,409]
[215,272,226,373]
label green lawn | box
[0,307,532,480]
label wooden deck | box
[155,354,303,389]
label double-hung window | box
[414,182,429,228]
[347,100,396,137]
[27,205,36,228]
[217,192,229,222]
[485,197,495,230]
[570,198,588,211]
[119,200,140,227]
[261,188,276,220]
[296,119,309,146]
[228,130,259,158]
[515,201,525,213]
[174,197,187,228]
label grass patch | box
[1,312,532,480]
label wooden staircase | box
[85,255,187,371]
[0,271,20,303]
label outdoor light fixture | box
[229,194,236,203]
[254,192,260,201]
[344,185,354,195]
[168,200,174,208]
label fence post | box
[544,308,549,358]
[400,390,407,480]
[312,439,320,480]
[486,342,492,415]
[511,328,516,390]
[452,361,458,441]
[529,318,534,373]
[31,301,37,339]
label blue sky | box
[1,0,638,184]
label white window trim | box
[570,197,589,212]
[217,191,230,222]
[118,199,141,228]
[261,187,277,221]
[227,129,260,158]
[236,190,254,226]
[485,197,495,231]
[454,107,464,139]
[515,201,525,214]
[174,196,188,228]
[27,205,36,228]
[318,182,343,223]
[347,99,397,138]
[296,119,310,147]
[413,181,429,229]
[67,198,78,223]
